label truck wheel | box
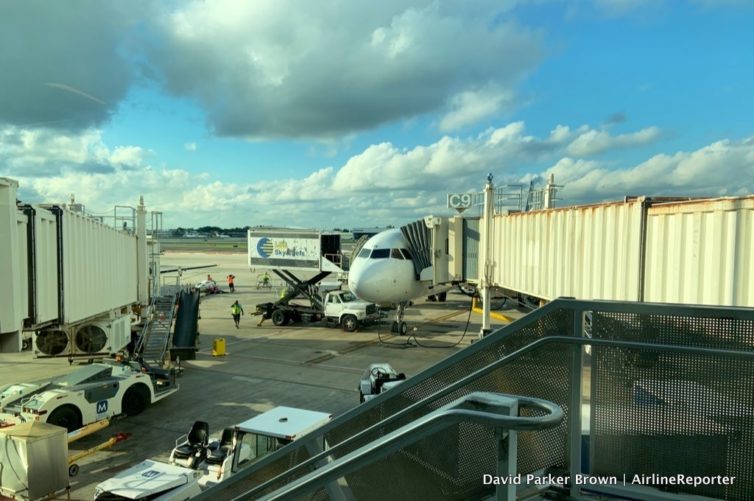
[399,322,408,336]
[437,292,447,302]
[122,384,149,416]
[47,405,82,432]
[359,391,365,403]
[341,315,358,332]
[271,309,287,326]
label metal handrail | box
[259,392,564,501]
[232,333,754,500]
[134,294,177,362]
[199,299,754,500]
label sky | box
[1,0,753,229]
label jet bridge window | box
[390,249,404,259]
[358,248,371,258]
[370,249,390,259]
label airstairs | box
[135,294,177,366]
[198,298,754,501]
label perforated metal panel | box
[204,300,754,501]
[590,311,754,500]
[209,307,574,501]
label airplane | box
[347,228,450,336]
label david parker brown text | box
[483,473,736,487]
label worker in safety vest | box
[230,300,244,328]
[227,274,235,292]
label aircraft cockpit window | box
[390,249,404,259]
[371,249,390,259]
[400,249,412,260]
[358,248,371,258]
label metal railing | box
[134,294,177,365]
[262,392,563,500]
[199,298,754,501]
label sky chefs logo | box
[255,237,310,259]
[256,237,274,258]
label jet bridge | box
[399,216,451,285]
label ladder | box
[135,295,177,366]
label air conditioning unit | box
[34,329,70,357]
[74,323,109,354]
[34,315,132,358]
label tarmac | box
[0,252,526,500]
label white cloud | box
[184,142,197,152]
[4,123,753,228]
[548,138,754,201]
[0,1,541,138]
[0,127,147,176]
[440,85,515,132]
[566,126,661,156]
[149,0,542,138]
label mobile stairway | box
[134,294,177,367]
[198,298,754,501]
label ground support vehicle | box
[255,270,380,332]
[358,362,407,403]
[66,419,131,477]
[194,279,222,294]
[94,406,332,500]
[0,359,179,432]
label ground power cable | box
[376,294,475,349]
[408,293,474,349]
[376,315,415,348]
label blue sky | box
[1,0,753,228]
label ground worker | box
[230,300,244,328]
[227,274,235,292]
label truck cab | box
[322,290,379,332]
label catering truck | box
[256,288,380,332]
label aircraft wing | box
[159,264,217,274]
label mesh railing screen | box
[214,307,574,500]
[590,311,754,500]
[209,301,754,501]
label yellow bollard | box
[212,337,227,357]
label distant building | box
[351,228,384,240]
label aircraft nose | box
[348,261,382,302]
[350,273,381,303]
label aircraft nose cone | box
[349,269,380,303]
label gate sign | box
[96,400,108,414]
[447,193,473,213]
